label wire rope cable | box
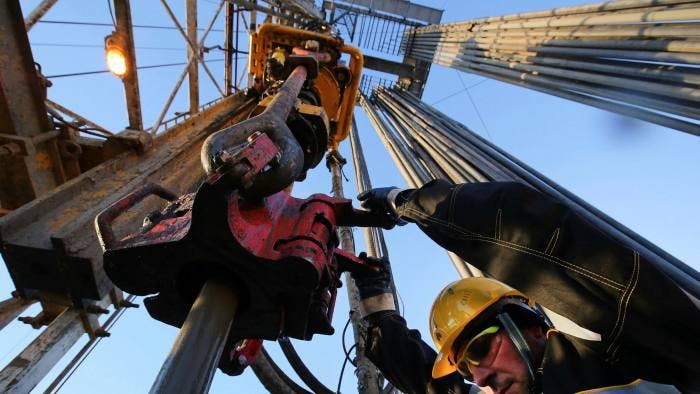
[45,58,230,79]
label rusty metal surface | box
[95,183,178,250]
[114,0,143,131]
[0,93,255,306]
[102,182,374,341]
[187,0,199,114]
[0,0,64,209]
[224,2,234,96]
[0,295,36,331]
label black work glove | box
[352,252,393,300]
[357,187,406,230]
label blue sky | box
[1,0,699,392]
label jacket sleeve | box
[364,311,472,394]
[394,179,700,391]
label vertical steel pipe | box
[328,151,382,394]
[403,0,700,136]
[366,87,700,299]
[150,281,238,394]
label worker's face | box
[467,327,544,394]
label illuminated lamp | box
[105,32,128,78]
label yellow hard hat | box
[429,277,532,379]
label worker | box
[353,180,700,393]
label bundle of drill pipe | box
[360,86,700,298]
[402,0,700,137]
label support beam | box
[45,99,112,136]
[187,0,199,113]
[113,0,144,130]
[0,308,84,393]
[273,0,321,20]
[363,55,413,77]
[224,1,234,95]
[329,0,442,24]
[150,0,225,134]
[328,152,382,394]
[24,0,59,31]
[324,1,423,27]
[234,0,300,24]
[0,295,36,331]
[0,0,64,209]
[0,94,254,308]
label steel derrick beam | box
[324,1,424,27]
[0,94,254,311]
[330,0,442,24]
[187,0,199,114]
[363,55,413,78]
[24,0,59,31]
[0,0,64,210]
[322,0,440,97]
[232,1,300,25]
[224,1,235,96]
[113,0,143,131]
[271,0,322,21]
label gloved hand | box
[351,252,393,300]
[357,187,406,229]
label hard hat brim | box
[432,351,457,379]
[430,289,530,379]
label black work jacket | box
[366,180,700,393]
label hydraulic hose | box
[278,337,335,394]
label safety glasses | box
[455,325,500,372]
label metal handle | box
[201,65,308,199]
[95,182,177,251]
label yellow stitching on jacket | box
[403,207,626,291]
[495,209,502,240]
[545,228,560,255]
[605,251,638,357]
[608,252,640,359]
[448,184,465,226]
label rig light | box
[105,32,128,77]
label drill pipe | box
[368,87,700,298]
[358,94,483,278]
[150,281,238,394]
[403,0,700,136]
